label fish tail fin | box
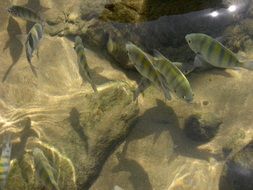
[134,78,150,100]
[153,50,172,63]
[153,49,164,60]
[90,82,98,93]
[242,61,253,70]
[52,180,60,190]
[28,60,38,77]
[30,65,38,77]
[3,133,11,145]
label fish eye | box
[188,40,191,44]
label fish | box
[7,5,44,24]
[126,42,171,100]
[74,36,97,92]
[25,23,44,63]
[152,50,194,102]
[106,34,132,68]
[25,23,44,76]
[0,134,12,189]
[185,33,253,70]
[33,148,60,190]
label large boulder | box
[0,7,139,189]
[100,0,223,23]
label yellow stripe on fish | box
[0,135,12,189]
[152,50,194,102]
[74,36,97,92]
[7,5,44,24]
[185,33,253,70]
[126,42,171,100]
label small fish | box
[25,23,44,76]
[33,148,60,190]
[74,36,97,92]
[7,5,44,24]
[0,134,12,189]
[153,50,194,102]
[126,42,171,100]
[185,33,253,70]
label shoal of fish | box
[7,4,253,103]
[2,4,253,189]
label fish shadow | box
[112,152,153,190]
[10,117,40,183]
[2,17,23,82]
[69,108,89,153]
[89,66,112,85]
[11,117,39,160]
[121,99,219,162]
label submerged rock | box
[0,10,139,189]
[2,82,139,190]
[219,141,253,190]
[101,0,223,23]
[184,113,221,142]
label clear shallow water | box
[0,0,253,190]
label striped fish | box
[153,50,194,102]
[126,42,171,100]
[25,23,44,76]
[7,5,44,24]
[185,33,253,70]
[33,148,60,190]
[74,36,97,92]
[0,134,12,189]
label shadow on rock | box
[10,117,39,183]
[121,99,219,161]
[11,117,39,160]
[90,66,113,85]
[112,152,153,190]
[69,108,89,153]
[2,17,23,82]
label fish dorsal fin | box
[153,50,174,63]
[153,49,164,60]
